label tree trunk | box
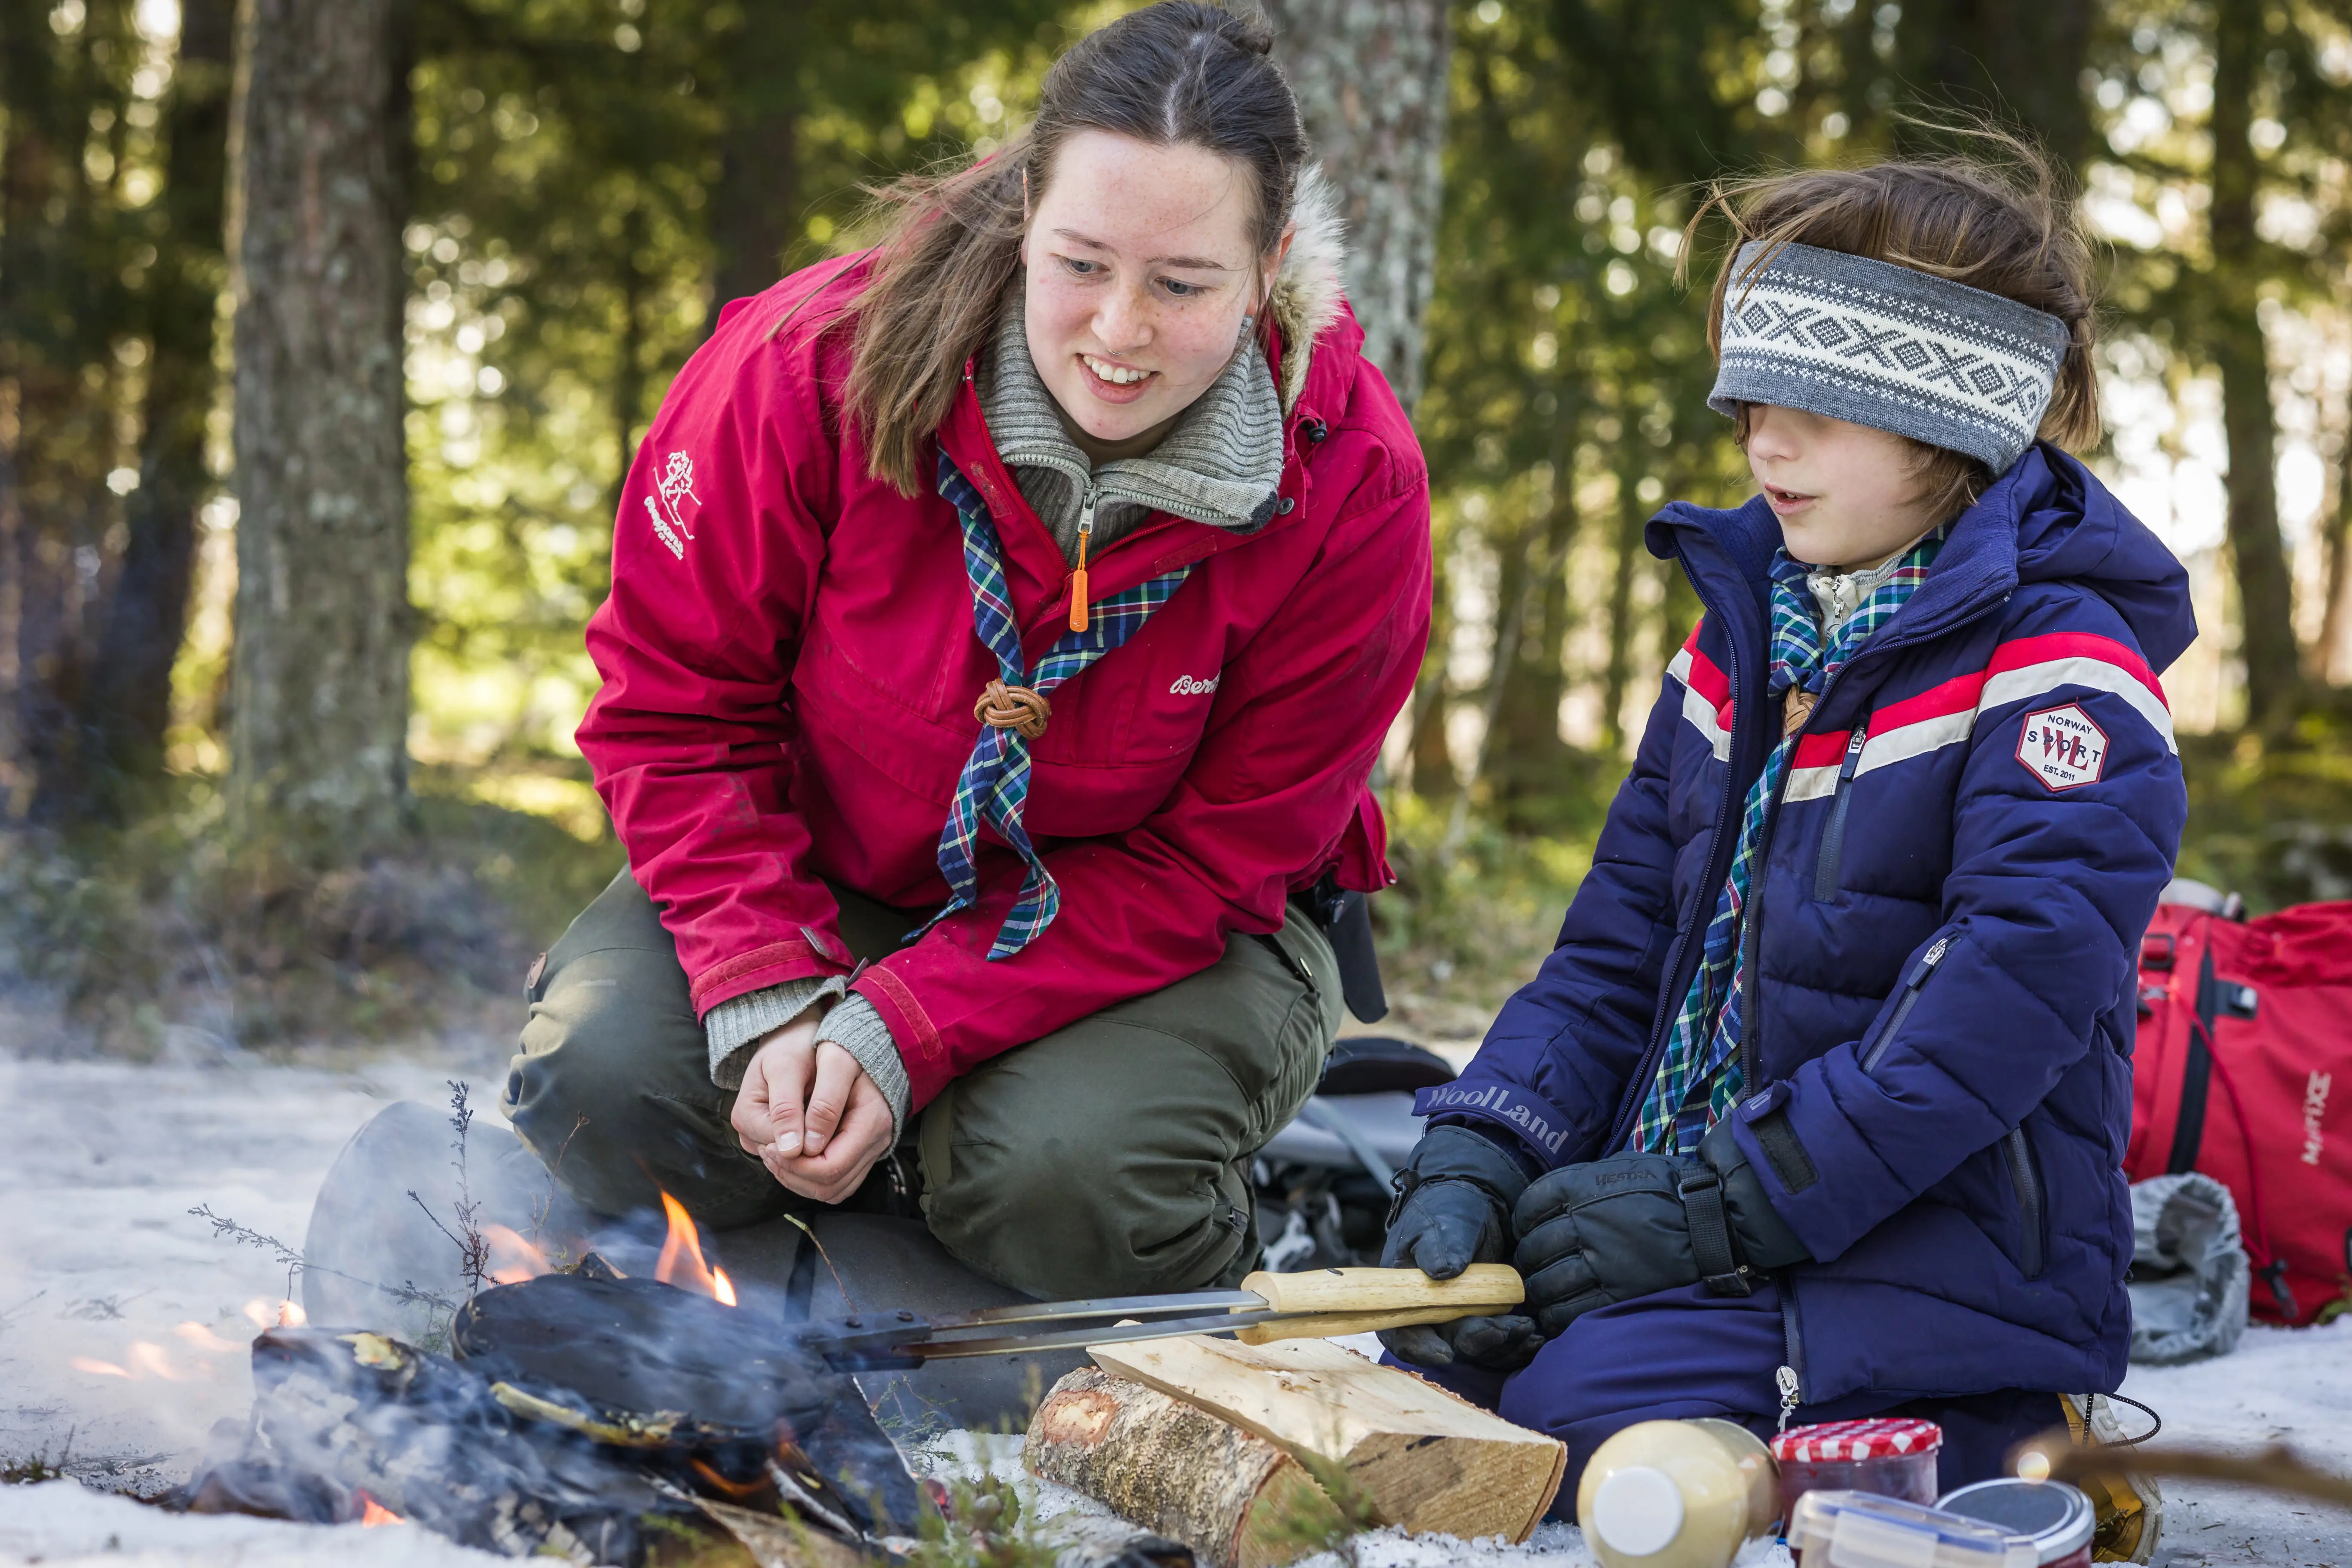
[1598,466,1645,756]
[1262,0,1450,410]
[2316,399,2352,687]
[708,5,802,324]
[2207,0,2299,728]
[71,0,236,818]
[1898,0,2097,170]
[1491,439,1579,818]
[226,0,414,849]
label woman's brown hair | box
[828,2,1307,496]
[1682,127,2101,521]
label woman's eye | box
[1063,257,1101,276]
[1161,278,1201,298]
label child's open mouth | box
[1762,482,1816,516]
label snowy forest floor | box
[1,1050,2347,1567]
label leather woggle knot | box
[974,679,1052,740]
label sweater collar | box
[978,279,1286,542]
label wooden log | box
[1089,1334,1565,1544]
[1025,1366,1332,1568]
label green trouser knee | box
[502,866,1342,1295]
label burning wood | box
[176,1183,926,1565]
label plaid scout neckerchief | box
[923,453,1194,960]
[1627,527,1947,1155]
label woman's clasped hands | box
[730,1014,895,1204]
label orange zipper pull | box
[1070,490,1096,633]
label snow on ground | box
[0,1053,2345,1566]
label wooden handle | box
[1232,1264,1525,1345]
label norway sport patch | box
[2017,702,2108,790]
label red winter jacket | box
[576,251,1432,1112]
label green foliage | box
[900,1468,1063,1568]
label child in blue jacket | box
[1382,146,2194,1500]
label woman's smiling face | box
[1021,130,1278,447]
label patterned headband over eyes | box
[1708,239,2071,473]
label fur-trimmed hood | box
[1269,165,1348,415]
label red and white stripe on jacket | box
[1666,626,2175,798]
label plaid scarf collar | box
[919,453,1194,960]
[1627,526,1946,1155]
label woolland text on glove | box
[1512,1115,1808,1336]
[1378,1124,1544,1370]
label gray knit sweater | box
[704,288,1287,1138]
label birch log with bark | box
[1264,0,1450,411]
[1026,1367,1329,1568]
[225,0,414,848]
[1089,1334,1565,1543]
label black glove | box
[1512,1115,1809,1337]
[1376,1125,1545,1371]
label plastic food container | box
[1574,1418,1781,1568]
[1772,1417,1942,1520]
[1787,1490,2036,1568]
[1937,1478,2097,1567]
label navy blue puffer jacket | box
[1418,444,2193,1403]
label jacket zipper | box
[2003,1124,2047,1279]
[1859,933,1956,1073]
[1811,724,1868,901]
[1736,749,1801,1093]
[1068,487,1100,633]
[1601,564,1750,1155]
[1775,1272,1806,1429]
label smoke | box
[0,1055,494,1488]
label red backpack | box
[2126,894,2352,1325]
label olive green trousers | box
[501,868,1340,1297]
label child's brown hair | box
[1681,129,2100,521]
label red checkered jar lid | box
[1771,1417,1944,1463]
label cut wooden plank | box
[1025,1366,1331,1568]
[1090,1334,1565,1544]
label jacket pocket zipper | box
[1812,725,1868,901]
[1860,933,1956,1074]
[2003,1124,2047,1279]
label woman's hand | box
[731,1021,894,1205]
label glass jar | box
[1772,1416,1942,1522]
[1938,1478,2097,1568]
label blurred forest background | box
[5,0,2352,1054]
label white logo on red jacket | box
[2016,702,2107,790]
[2305,1071,2333,1167]
[644,450,700,560]
[1170,674,1221,697]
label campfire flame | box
[174,1320,242,1354]
[357,1492,404,1526]
[72,1338,215,1382]
[483,1223,553,1286]
[242,1297,306,1329]
[654,1191,737,1305]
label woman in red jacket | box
[502,2,1433,1299]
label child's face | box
[1745,404,1945,570]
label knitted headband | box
[1708,239,2071,473]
